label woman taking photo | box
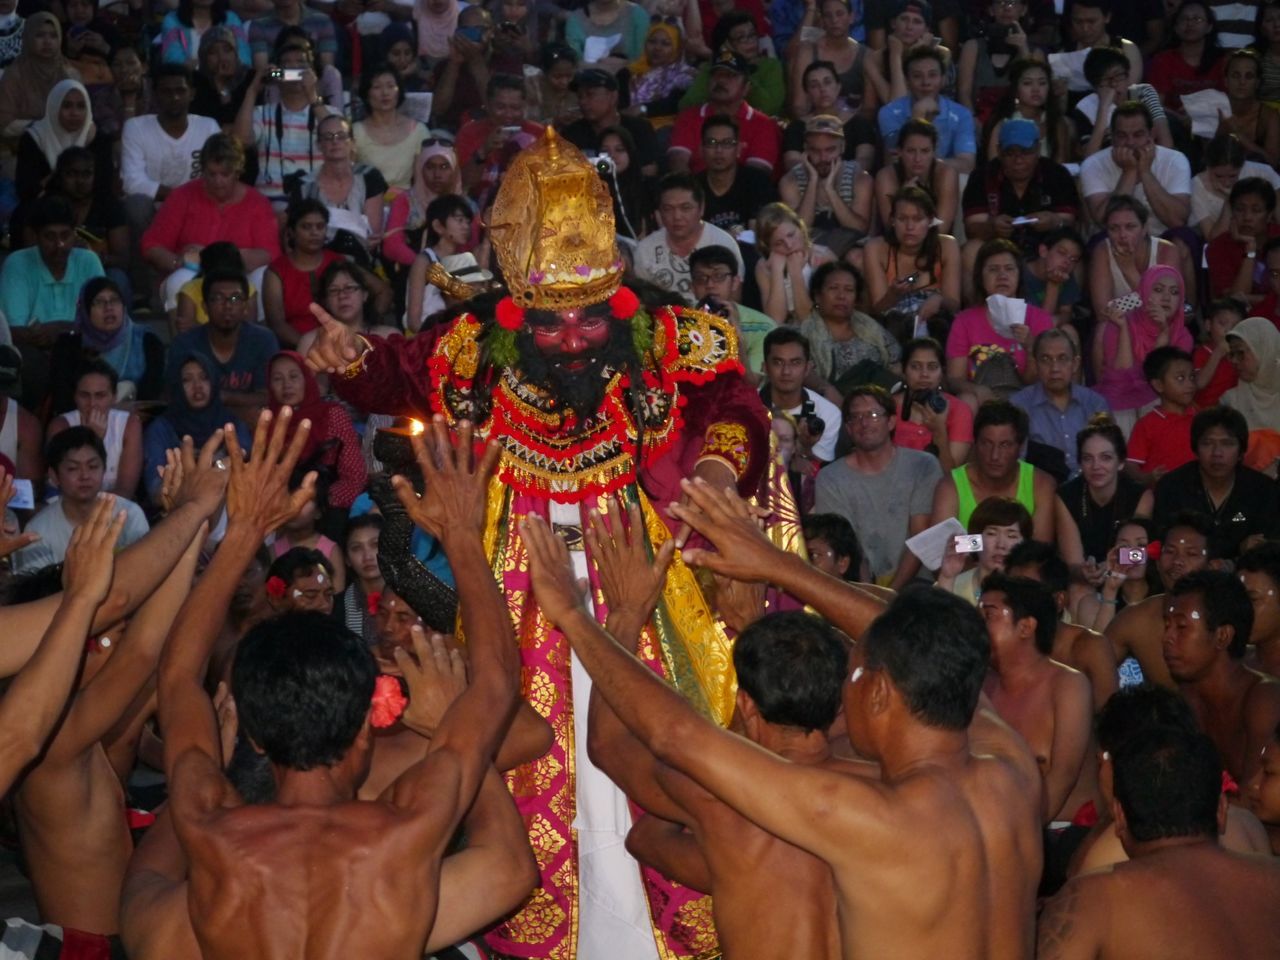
[1054,414,1145,577]
[263,200,344,348]
[352,63,428,191]
[864,186,961,338]
[1073,517,1160,632]
[289,113,388,263]
[754,202,835,324]
[873,120,959,233]
[798,262,900,403]
[894,336,974,471]
[982,58,1072,162]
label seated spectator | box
[930,399,1057,540]
[668,49,781,175]
[778,114,873,259]
[960,119,1079,296]
[352,64,428,192]
[565,0,650,74]
[956,0,1036,125]
[599,125,656,240]
[935,495,1032,603]
[799,262,901,402]
[627,20,696,128]
[694,114,776,238]
[1144,407,1280,559]
[0,13,77,138]
[865,186,961,342]
[1075,516,1160,632]
[167,272,278,424]
[429,5,497,130]
[94,45,147,141]
[802,511,865,581]
[786,0,873,117]
[297,261,399,361]
[380,22,432,95]
[1191,133,1280,241]
[15,79,110,206]
[690,245,775,381]
[1011,328,1110,480]
[634,173,743,300]
[143,352,252,505]
[456,73,543,206]
[781,61,879,172]
[1223,316,1280,436]
[121,64,222,251]
[0,0,24,77]
[815,385,943,587]
[756,327,842,465]
[1074,47,1173,159]
[53,277,164,406]
[1081,102,1192,239]
[1221,48,1280,167]
[878,46,977,173]
[1194,298,1244,407]
[263,546,336,616]
[865,0,957,107]
[1147,1,1226,115]
[982,58,1073,163]
[160,0,250,68]
[1126,346,1198,485]
[1261,0,1280,100]
[247,0,337,71]
[337,513,383,645]
[173,242,258,332]
[1056,415,1146,572]
[1021,227,1085,334]
[263,200,344,349]
[190,25,254,127]
[526,41,581,127]
[563,68,660,177]
[1250,727,1280,853]
[13,427,149,574]
[1093,265,1193,434]
[1062,0,1145,90]
[1240,543,1280,674]
[1088,195,1183,321]
[873,118,960,232]
[946,239,1055,404]
[406,194,477,332]
[46,359,143,498]
[268,483,345,589]
[267,350,366,521]
[894,336,974,471]
[383,137,463,269]
[1207,177,1280,303]
[141,133,279,313]
[680,12,785,116]
[0,393,42,486]
[754,202,836,324]
[1252,237,1280,328]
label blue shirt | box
[878,96,977,158]
[166,323,279,397]
[1010,382,1111,477]
[0,248,104,327]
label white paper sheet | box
[1047,48,1091,92]
[328,207,371,239]
[906,517,968,571]
[583,33,621,63]
[403,91,433,124]
[1182,89,1231,139]
[8,479,32,510]
[986,294,1028,339]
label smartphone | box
[954,534,984,554]
[896,273,918,287]
[1107,292,1143,314]
[456,24,486,43]
[8,479,33,511]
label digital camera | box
[1118,547,1147,566]
[954,534,984,554]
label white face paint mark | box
[850,666,864,684]
[1190,610,1202,620]
[100,637,111,649]
[316,573,326,584]
[293,589,303,598]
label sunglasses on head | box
[422,136,455,148]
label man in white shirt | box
[634,173,744,301]
[757,327,842,464]
[1080,101,1191,234]
[13,428,149,574]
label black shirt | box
[781,114,879,162]
[1151,463,1280,559]
[960,157,1080,256]
[1058,473,1146,563]
[561,114,661,172]
[698,165,777,234]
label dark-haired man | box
[561,68,660,177]
[1238,542,1280,677]
[668,48,781,175]
[689,245,775,383]
[1164,569,1280,785]
[758,327,840,463]
[263,546,336,615]
[524,479,1043,960]
[1038,725,1280,959]
[455,74,544,201]
[634,174,744,300]
[695,114,777,238]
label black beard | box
[515,322,639,425]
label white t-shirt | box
[1080,145,1192,235]
[121,113,222,199]
[1190,161,1280,234]
[633,222,744,302]
[781,388,842,462]
[13,495,150,574]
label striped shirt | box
[1210,1,1260,48]
[251,102,321,201]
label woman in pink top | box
[1092,264,1192,434]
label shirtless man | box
[157,412,527,959]
[980,573,1095,824]
[1163,569,1280,785]
[263,546,336,615]
[1005,540,1118,709]
[1038,726,1280,960]
[523,478,1043,960]
[1246,725,1280,855]
[1237,542,1280,678]
[1105,511,1216,687]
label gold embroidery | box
[700,423,751,479]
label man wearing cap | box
[562,68,661,177]
[779,114,874,258]
[960,117,1080,296]
[668,47,782,175]
[454,74,544,203]
[878,45,977,173]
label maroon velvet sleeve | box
[329,325,449,418]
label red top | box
[669,102,781,175]
[1206,225,1280,299]
[141,179,281,260]
[1127,405,1197,474]
[1147,50,1225,113]
[1193,342,1238,408]
[269,250,342,335]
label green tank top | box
[952,461,1036,528]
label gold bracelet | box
[340,337,373,379]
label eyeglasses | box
[207,293,246,305]
[320,131,351,142]
[847,411,887,423]
[692,270,734,284]
[90,295,122,309]
[703,137,738,148]
[327,284,363,296]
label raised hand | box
[0,468,38,558]
[223,408,316,537]
[522,515,589,628]
[62,495,127,605]
[395,626,468,737]
[587,499,674,645]
[712,572,766,633]
[305,302,367,375]
[169,431,231,517]
[391,417,501,545]
[667,478,777,583]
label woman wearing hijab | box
[143,352,251,506]
[1093,264,1194,436]
[415,0,458,62]
[382,137,464,267]
[0,12,77,136]
[1223,317,1280,435]
[190,24,252,127]
[627,20,695,128]
[15,78,108,203]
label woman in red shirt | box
[1148,1,1225,114]
[263,198,342,348]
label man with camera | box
[755,326,841,463]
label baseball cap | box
[710,47,754,76]
[804,114,846,139]
[570,68,618,92]
[893,0,933,22]
[998,118,1040,151]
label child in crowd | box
[1126,346,1198,486]
[1195,298,1246,407]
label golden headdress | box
[488,127,624,311]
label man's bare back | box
[1054,622,1118,709]
[1105,594,1174,688]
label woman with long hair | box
[894,336,974,471]
[982,59,1072,162]
[1258,0,1280,103]
[159,0,250,67]
[527,42,580,127]
[1221,48,1280,166]
[1054,414,1146,572]
[864,186,961,337]
[1147,1,1224,114]
[754,202,835,324]
[598,124,654,240]
[873,119,959,233]
[1088,194,1181,320]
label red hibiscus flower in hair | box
[371,674,408,728]
[366,591,382,616]
[265,576,287,600]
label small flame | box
[408,419,425,436]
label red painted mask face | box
[529,308,612,362]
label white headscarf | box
[27,77,93,169]
[1223,317,1280,431]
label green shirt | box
[679,57,786,119]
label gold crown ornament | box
[488,127,625,311]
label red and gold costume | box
[334,130,794,960]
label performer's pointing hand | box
[305,303,366,375]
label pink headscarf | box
[411,141,461,208]
[415,0,458,59]
[1130,264,1192,359]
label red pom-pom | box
[496,296,525,331]
[1145,540,1161,562]
[609,286,640,320]
[265,575,287,599]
